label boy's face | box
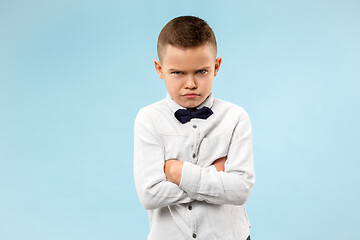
[155,44,222,109]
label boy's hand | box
[164,159,183,186]
[212,156,227,172]
[164,156,227,185]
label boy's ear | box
[154,60,164,79]
[214,57,222,77]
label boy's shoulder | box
[135,98,168,120]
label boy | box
[134,16,255,240]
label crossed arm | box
[134,108,255,210]
[164,156,227,185]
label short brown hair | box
[157,16,217,61]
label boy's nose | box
[185,76,197,89]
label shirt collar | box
[166,92,214,113]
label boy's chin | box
[178,100,202,109]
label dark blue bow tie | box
[174,106,213,124]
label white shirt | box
[134,93,255,240]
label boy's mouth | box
[183,93,199,99]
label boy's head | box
[155,16,222,109]
[157,16,217,62]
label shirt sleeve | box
[134,109,193,210]
[178,109,255,205]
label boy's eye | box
[171,71,183,75]
[197,70,207,74]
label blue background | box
[1,0,359,239]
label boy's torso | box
[142,93,244,168]
[139,93,252,240]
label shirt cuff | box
[179,161,201,199]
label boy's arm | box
[165,110,255,205]
[164,156,226,184]
[134,109,193,210]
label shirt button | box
[192,233,197,238]
[192,153,196,158]
[188,205,192,210]
[192,125,197,129]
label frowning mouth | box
[183,93,199,98]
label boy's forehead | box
[160,44,217,67]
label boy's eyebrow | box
[168,66,211,71]
[199,66,211,70]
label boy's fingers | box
[215,156,227,162]
[212,156,227,172]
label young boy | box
[134,16,255,240]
